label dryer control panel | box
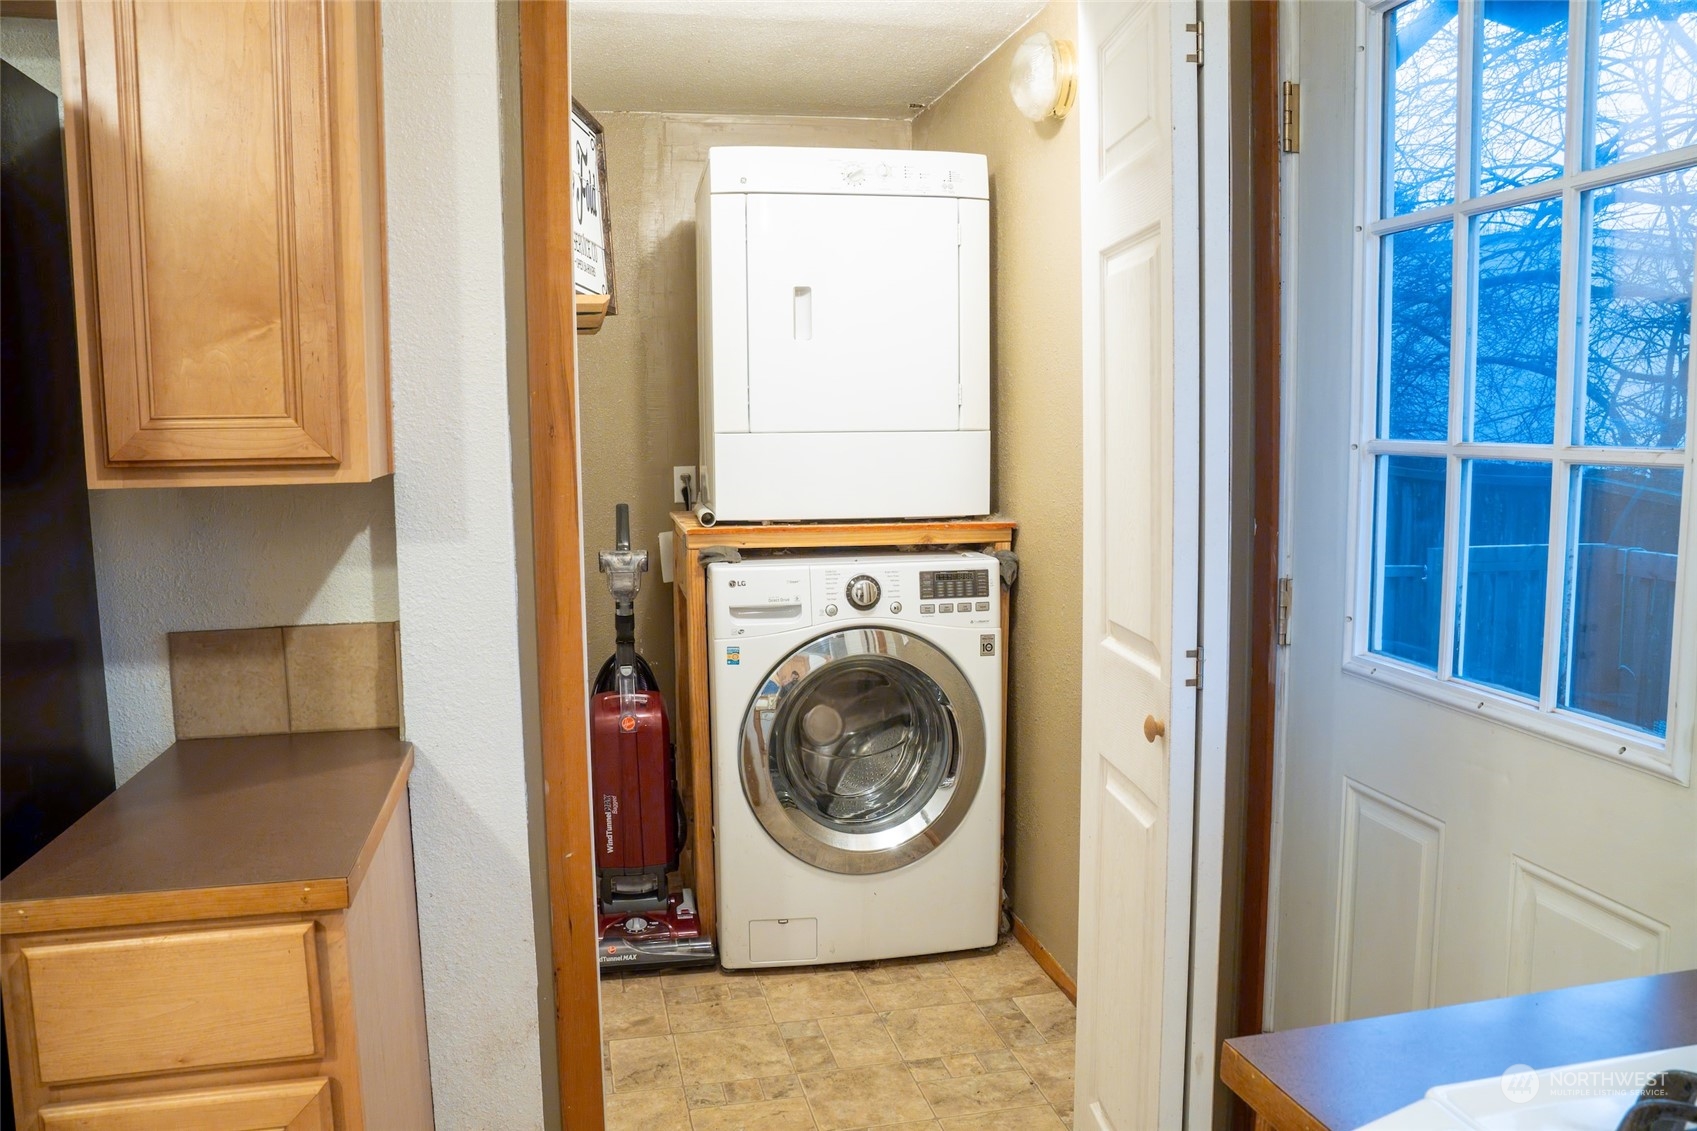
[705,146,989,200]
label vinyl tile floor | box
[601,934,1076,1131]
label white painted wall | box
[0,16,60,96]
[88,483,399,784]
[382,3,551,1126]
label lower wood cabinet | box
[39,1079,334,1131]
[1,793,432,1130]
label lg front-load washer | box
[707,552,1005,969]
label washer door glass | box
[742,628,985,875]
[775,655,949,831]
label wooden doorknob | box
[1143,715,1166,743]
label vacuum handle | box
[615,503,631,552]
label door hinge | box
[1275,577,1293,646]
[1185,647,1203,689]
[1185,21,1204,66]
[1281,81,1301,153]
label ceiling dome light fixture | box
[1008,31,1077,122]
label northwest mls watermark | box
[1500,1063,1674,1104]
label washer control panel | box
[711,554,1000,637]
[919,569,991,602]
[809,553,997,629]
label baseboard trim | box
[1011,915,1077,1003]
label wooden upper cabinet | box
[58,0,391,487]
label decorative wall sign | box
[571,100,616,313]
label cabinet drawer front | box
[39,1077,333,1131]
[23,922,323,1085]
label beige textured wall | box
[575,112,911,698]
[915,1,1084,976]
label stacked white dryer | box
[694,146,990,525]
[695,146,1004,969]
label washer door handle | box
[941,709,962,787]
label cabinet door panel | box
[39,1078,333,1131]
[76,0,342,465]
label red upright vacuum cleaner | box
[592,504,715,971]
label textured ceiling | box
[571,1,1045,118]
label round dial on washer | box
[845,575,881,610]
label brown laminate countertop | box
[0,729,412,935]
[1222,969,1697,1131]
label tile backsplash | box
[167,622,402,740]
[168,628,291,738]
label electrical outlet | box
[672,465,695,506]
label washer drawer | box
[21,922,323,1085]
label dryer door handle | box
[794,286,813,340]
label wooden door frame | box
[517,2,604,1128]
[1231,0,1284,1102]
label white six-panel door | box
[1075,2,1204,1128]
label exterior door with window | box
[1272,0,1697,1029]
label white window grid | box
[1343,0,1697,781]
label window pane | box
[1381,222,1454,440]
[1471,200,1561,442]
[1579,167,1696,448]
[1560,466,1682,736]
[1373,455,1449,670]
[1593,0,1697,167]
[1454,460,1551,698]
[1387,0,1460,215]
[1478,0,1568,194]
